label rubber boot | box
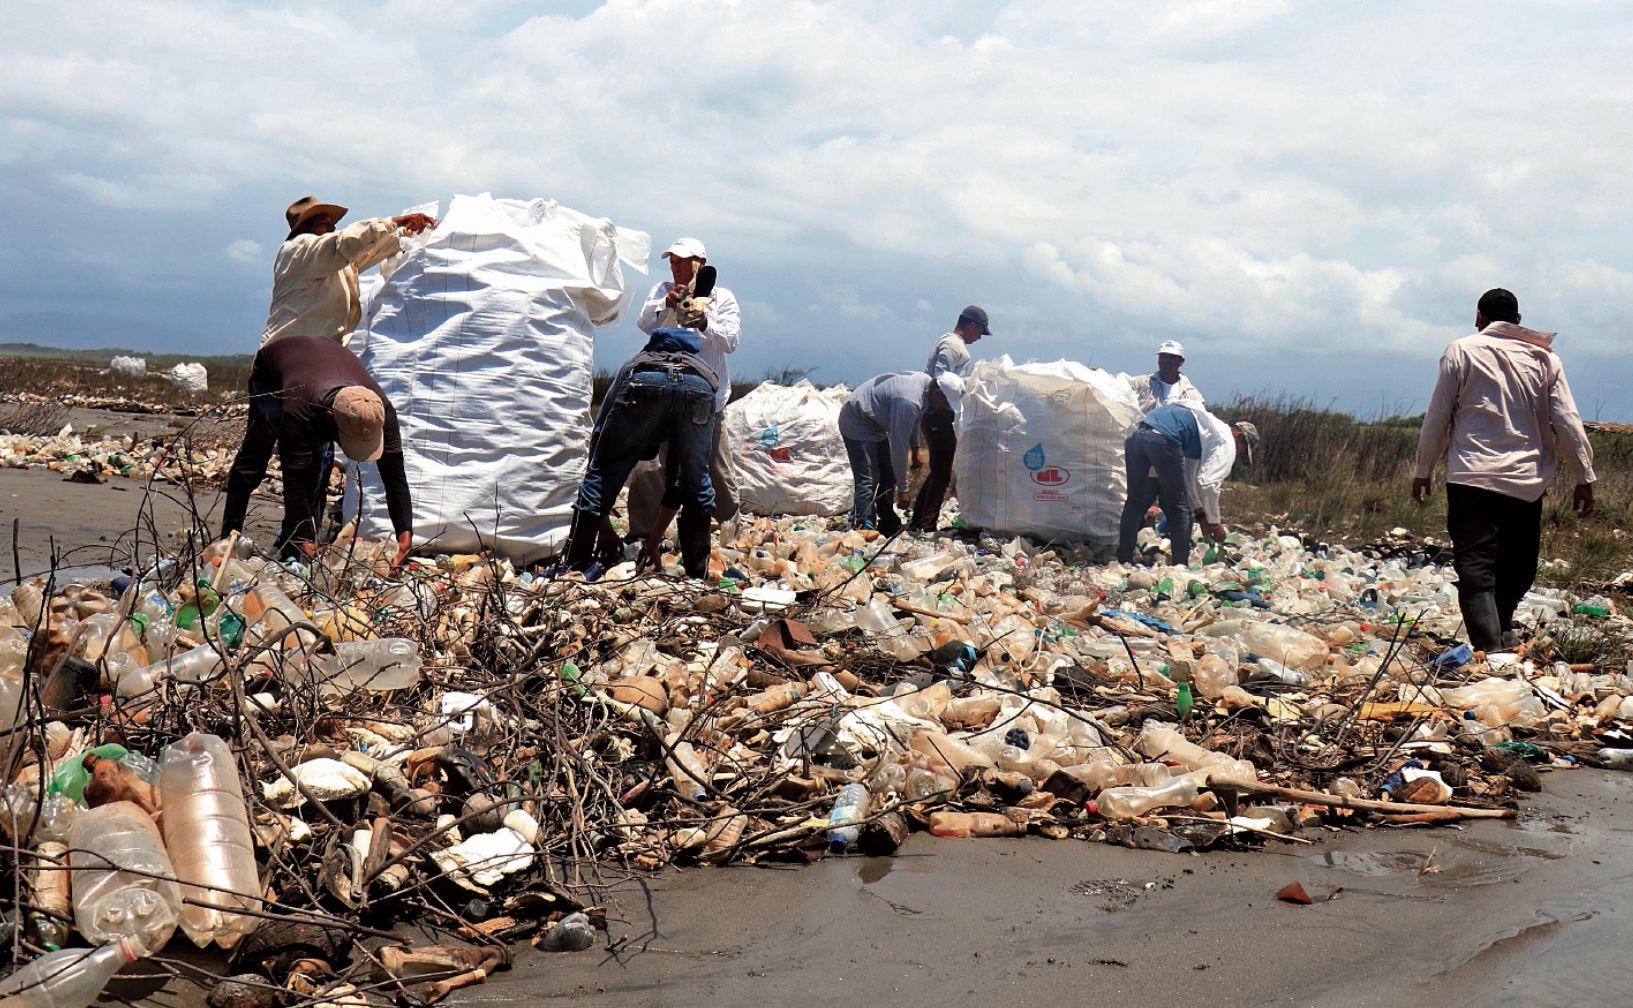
[559,509,601,575]
[1459,589,1505,653]
[677,507,714,581]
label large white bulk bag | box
[345,193,649,558]
[165,363,208,393]
[954,355,1143,548]
[726,380,852,516]
[109,356,146,377]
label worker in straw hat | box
[260,196,436,347]
[222,335,415,567]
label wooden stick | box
[1213,777,1514,820]
[893,601,971,626]
[210,530,241,592]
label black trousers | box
[221,387,330,558]
[1446,482,1543,630]
[911,407,957,531]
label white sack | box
[345,193,649,558]
[109,356,146,377]
[725,380,853,516]
[954,356,1143,548]
[164,362,208,393]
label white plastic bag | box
[345,193,649,558]
[164,363,208,393]
[954,355,1143,548]
[725,380,852,516]
[109,356,146,378]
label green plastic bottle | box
[559,662,586,698]
[1176,682,1194,721]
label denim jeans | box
[1117,424,1192,564]
[576,368,717,518]
[911,407,956,531]
[843,436,902,535]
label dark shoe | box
[1459,589,1504,652]
[677,507,714,580]
[545,509,600,577]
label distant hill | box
[0,342,253,368]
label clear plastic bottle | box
[67,801,181,950]
[1596,748,1633,770]
[1095,774,1202,819]
[159,733,261,949]
[1193,654,1237,698]
[826,782,870,851]
[665,736,709,800]
[144,643,226,686]
[319,638,423,695]
[0,937,145,1008]
[536,911,596,951]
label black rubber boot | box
[677,507,714,580]
[1459,589,1505,652]
[561,509,600,572]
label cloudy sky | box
[4,0,1630,418]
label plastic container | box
[1192,654,1236,698]
[537,911,596,951]
[1597,748,1633,770]
[1095,774,1202,819]
[317,638,423,695]
[665,736,709,800]
[928,811,1025,838]
[67,800,181,950]
[827,782,870,851]
[159,733,261,949]
[0,937,145,1008]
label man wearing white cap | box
[222,335,414,565]
[838,372,965,535]
[628,237,742,537]
[1130,339,1204,413]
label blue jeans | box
[577,368,717,518]
[1117,424,1192,564]
[842,436,902,534]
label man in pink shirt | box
[1412,288,1597,651]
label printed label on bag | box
[1023,442,1046,472]
[1031,465,1070,487]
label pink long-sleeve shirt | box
[1413,321,1596,502]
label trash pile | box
[0,390,240,418]
[3,515,1631,1004]
[0,428,248,487]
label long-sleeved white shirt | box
[838,372,934,496]
[636,280,741,410]
[1413,321,1596,502]
[1129,371,1203,413]
[926,332,974,378]
[261,219,401,346]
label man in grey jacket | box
[839,372,965,534]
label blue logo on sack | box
[759,425,781,449]
[1023,443,1046,472]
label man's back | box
[1415,321,1594,501]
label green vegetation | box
[1216,395,1632,590]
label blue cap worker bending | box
[1116,401,1235,566]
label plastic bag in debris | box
[164,363,209,393]
[346,193,650,559]
[725,380,854,516]
[109,356,146,377]
[954,356,1143,549]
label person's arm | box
[887,395,920,498]
[1412,346,1462,501]
[1548,367,1598,515]
[635,283,668,335]
[284,219,403,276]
[699,288,741,352]
[376,451,414,564]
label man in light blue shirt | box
[1116,401,1231,565]
[839,372,965,534]
[911,305,990,532]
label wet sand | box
[472,769,1632,1008]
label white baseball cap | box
[934,372,965,413]
[1156,339,1186,357]
[661,237,708,260]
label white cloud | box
[224,239,263,265]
